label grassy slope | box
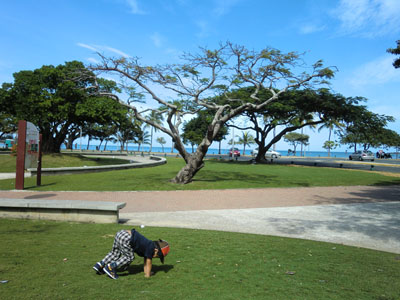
[0,158,398,191]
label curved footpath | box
[0,185,399,254]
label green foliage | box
[0,112,17,139]
[182,110,228,148]
[114,113,143,151]
[387,40,400,68]
[1,219,400,299]
[323,141,338,151]
[339,106,395,151]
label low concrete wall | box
[27,155,166,176]
[0,199,126,223]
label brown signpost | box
[15,121,27,190]
[37,133,42,186]
[15,120,42,190]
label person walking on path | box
[93,228,170,279]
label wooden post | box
[36,134,42,186]
[15,120,27,190]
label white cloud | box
[103,46,131,58]
[195,20,212,38]
[125,0,145,14]
[77,43,131,58]
[150,32,163,48]
[77,43,98,52]
[299,24,326,35]
[349,55,400,88]
[332,0,400,37]
[212,0,242,16]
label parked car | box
[251,148,281,159]
[349,150,374,161]
[229,147,240,157]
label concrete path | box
[1,185,399,254]
[121,202,400,254]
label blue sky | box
[1,0,399,152]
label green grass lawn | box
[0,158,399,191]
[0,153,129,173]
[0,219,399,300]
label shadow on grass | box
[0,224,54,234]
[194,171,275,183]
[372,179,400,186]
[24,183,55,190]
[196,160,312,187]
[118,264,174,277]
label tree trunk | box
[41,129,65,153]
[328,128,332,157]
[171,154,205,184]
[150,127,153,152]
[171,130,211,184]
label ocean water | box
[62,144,350,158]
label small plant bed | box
[0,219,399,299]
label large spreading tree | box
[227,88,359,161]
[0,61,124,153]
[89,42,335,184]
[339,105,395,151]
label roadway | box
[204,154,400,174]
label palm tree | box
[237,131,255,155]
[318,119,345,157]
[145,111,164,153]
[136,129,151,152]
[156,136,166,153]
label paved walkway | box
[1,185,399,254]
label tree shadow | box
[265,186,400,246]
[312,185,400,206]
[266,201,400,245]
